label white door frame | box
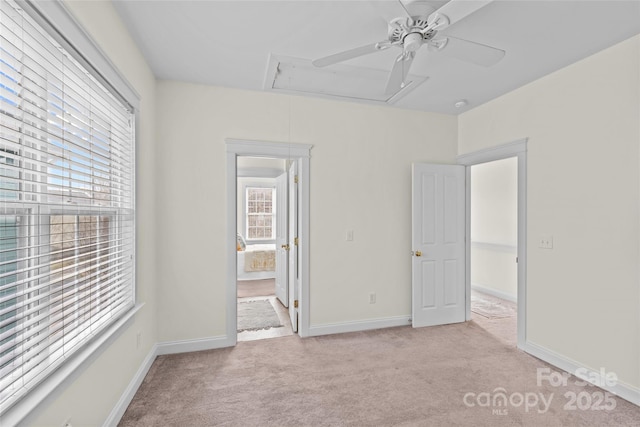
[457,138,527,349]
[288,161,298,331]
[226,139,312,344]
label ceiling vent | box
[263,55,427,105]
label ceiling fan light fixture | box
[403,32,424,52]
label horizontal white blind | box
[0,0,135,412]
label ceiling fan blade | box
[385,52,415,95]
[438,36,505,67]
[312,41,389,68]
[430,0,493,28]
[366,0,408,24]
[404,0,440,18]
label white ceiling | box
[113,0,640,115]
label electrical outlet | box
[539,234,553,249]
[346,230,354,241]
[369,293,376,304]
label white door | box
[412,163,466,327]
[274,172,288,306]
[288,161,298,332]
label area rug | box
[237,300,283,332]
[471,295,516,319]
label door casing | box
[288,161,298,331]
[457,138,528,349]
[226,139,312,344]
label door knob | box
[281,244,290,251]
[414,250,422,257]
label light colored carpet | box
[237,279,275,298]
[119,323,640,426]
[237,300,282,332]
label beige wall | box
[471,157,518,299]
[155,82,458,339]
[25,1,158,425]
[237,156,287,171]
[459,35,640,390]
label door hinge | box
[294,299,299,308]
[516,256,519,263]
[294,175,299,184]
[294,237,299,246]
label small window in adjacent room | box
[245,187,275,241]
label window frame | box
[243,184,276,244]
[1,0,140,424]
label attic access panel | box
[264,55,427,104]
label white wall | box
[459,35,640,391]
[471,157,518,300]
[155,81,458,340]
[23,1,158,425]
[237,156,286,171]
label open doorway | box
[226,139,312,344]
[469,157,518,345]
[459,139,527,349]
[236,157,293,341]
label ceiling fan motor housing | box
[389,15,440,52]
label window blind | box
[0,0,135,412]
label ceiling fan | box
[312,0,505,95]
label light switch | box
[539,234,553,249]
[346,230,354,241]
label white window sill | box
[1,303,144,426]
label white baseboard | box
[307,315,411,337]
[522,340,640,407]
[103,343,158,427]
[471,283,517,303]
[104,335,234,426]
[156,335,234,355]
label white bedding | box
[237,244,276,281]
